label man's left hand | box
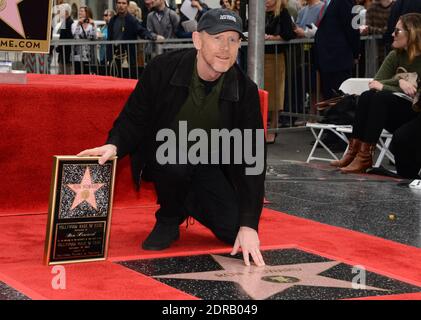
[231,227,265,267]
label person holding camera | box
[71,5,97,75]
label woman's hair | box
[268,0,288,17]
[129,1,142,19]
[105,9,116,17]
[80,6,93,19]
[399,13,421,63]
[61,3,71,15]
[220,0,233,7]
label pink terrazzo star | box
[0,0,25,38]
[67,167,105,210]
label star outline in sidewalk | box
[154,254,389,300]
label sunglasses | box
[393,28,406,35]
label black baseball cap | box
[197,8,245,39]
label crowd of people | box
[48,0,421,180]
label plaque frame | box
[44,156,117,265]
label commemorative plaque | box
[44,156,117,265]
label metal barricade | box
[1,36,384,130]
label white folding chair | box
[306,123,351,163]
[339,78,372,95]
[306,78,395,167]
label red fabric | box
[2,75,418,300]
[0,208,420,299]
[0,75,267,215]
[0,74,156,215]
[258,89,268,137]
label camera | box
[83,18,90,23]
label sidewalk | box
[264,127,421,248]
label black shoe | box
[142,221,180,251]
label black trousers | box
[74,61,90,75]
[151,164,240,245]
[352,90,418,144]
[391,113,421,179]
[319,69,352,100]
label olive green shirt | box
[172,63,224,132]
[171,61,225,154]
[374,50,421,92]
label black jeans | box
[352,90,418,144]
[151,164,240,245]
[391,113,421,179]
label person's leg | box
[351,89,377,139]
[362,91,416,144]
[142,163,193,250]
[265,53,278,143]
[74,62,81,75]
[342,91,417,173]
[391,114,421,179]
[188,165,240,245]
[330,90,375,168]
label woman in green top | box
[331,13,421,174]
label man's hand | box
[359,25,369,35]
[231,226,265,267]
[77,144,117,165]
[191,0,203,10]
[156,35,165,42]
[265,34,281,41]
[368,80,384,91]
[294,27,305,38]
[399,79,417,97]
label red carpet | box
[0,74,267,216]
[0,74,146,215]
[1,74,420,300]
[0,206,420,300]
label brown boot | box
[340,142,376,174]
[330,138,362,168]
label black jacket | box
[314,0,360,73]
[107,14,155,64]
[106,49,266,230]
[265,9,296,54]
[56,16,74,64]
[384,0,421,49]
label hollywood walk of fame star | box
[154,254,388,300]
[0,0,26,38]
[66,167,105,211]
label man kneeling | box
[78,9,266,266]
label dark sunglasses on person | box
[393,28,406,35]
